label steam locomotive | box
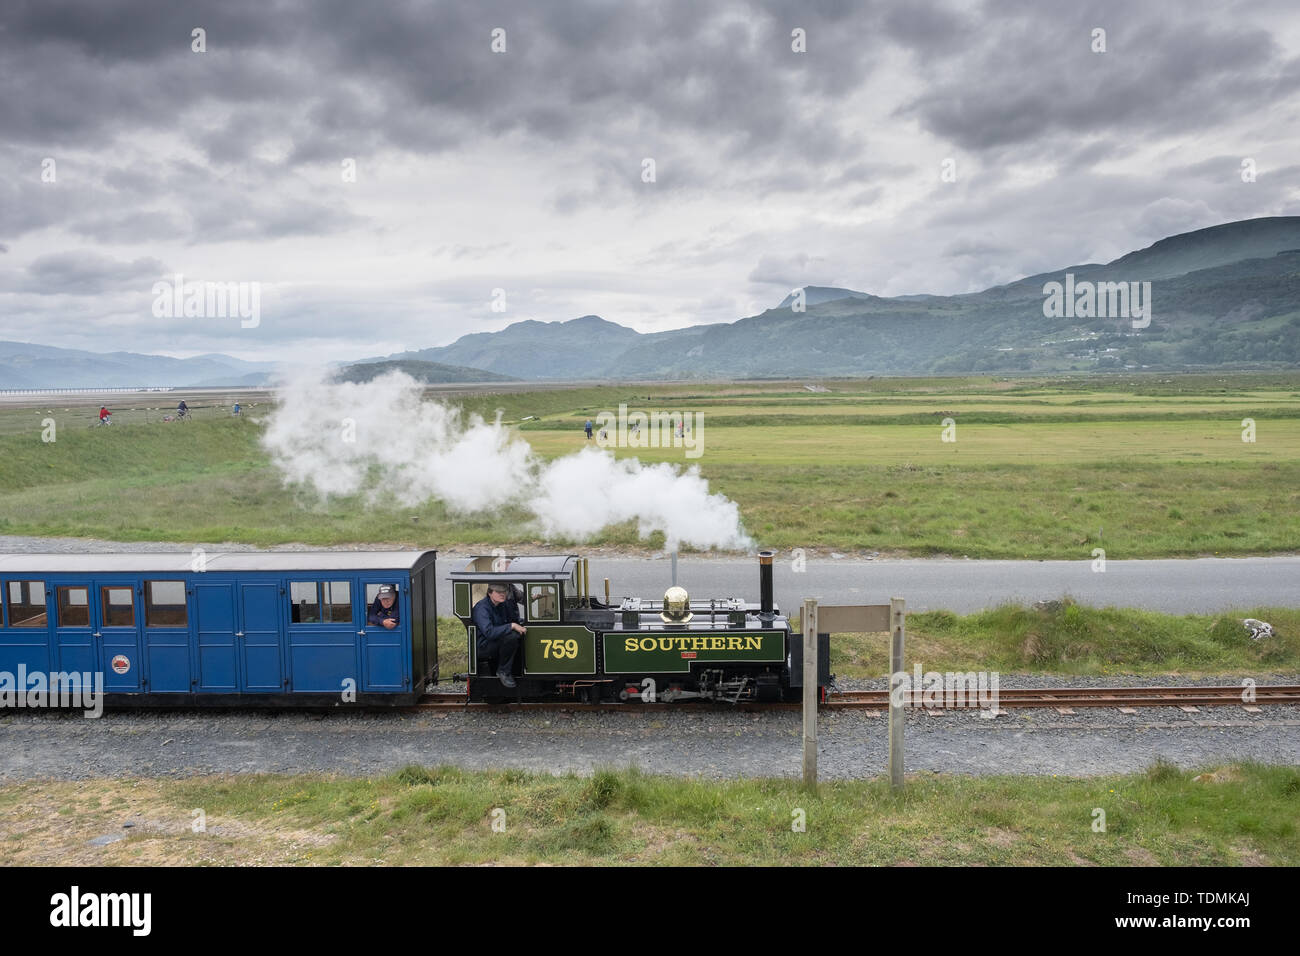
[449,550,830,703]
[0,549,828,707]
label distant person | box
[98,406,110,424]
[471,583,526,688]
[177,400,188,420]
[367,584,400,629]
[584,419,593,440]
[232,402,241,415]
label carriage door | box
[195,581,238,692]
[287,579,357,693]
[358,578,408,692]
[53,583,95,677]
[239,582,283,692]
[95,581,143,692]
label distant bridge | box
[0,386,177,395]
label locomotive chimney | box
[758,550,775,620]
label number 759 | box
[540,638,579,659]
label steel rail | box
[411,685,1300,712]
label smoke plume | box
[261,369,752,550]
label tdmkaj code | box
[1114,916,1250,929]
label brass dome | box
[660,585,693,623]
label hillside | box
[0,342,276,389]
[398,314,640,379]
[331,359,518,384]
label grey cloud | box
[827,161,916,187]
[747,251,839,288]
[880,1,976,54]
[73,210,192,244]
[0,0,879,167]
[944,238,1012,258]
[1132,197,1221,241]
[22,251,165,295]
[897,9,1299,154]
[433,242,514,262]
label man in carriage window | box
[472,582,526,688]
[368,584,400,629]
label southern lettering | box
[623,635,763,652]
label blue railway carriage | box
[0,551,438,706]
[449,551,830,703]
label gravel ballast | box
[2,695,1297,782]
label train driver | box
[368,584,400,629]
[472,582,526,688]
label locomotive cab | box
[449,555,613,695]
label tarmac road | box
[442,552,1300,615]
[0,537,1295,614]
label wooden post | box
[802,598,818,792]
[888,596,905,791]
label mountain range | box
[0,342,279,389]
[374,216,1300,378]
[4,216,1298,387]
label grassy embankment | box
[2,762,1295,866]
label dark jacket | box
[367,597,400,627]
[472,593,521,642]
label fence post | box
[888,596,905,791]
[802,597,818,792]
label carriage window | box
[289,581,352,623]
[290,582,320,623]
[6,581,47,628]
[528,583,559,621]
[323,581,351,623]
[145,580,188,627]
[100,587,135,627]
[57,587,90,627]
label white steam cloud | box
[261,370,753,551]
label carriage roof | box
[448,554,578,582]
[0,551,437,574]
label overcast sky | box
[2,0,1299,364]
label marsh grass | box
[2,374,1299,557]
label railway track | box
[412,684,1300,712]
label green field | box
[1,373,1299,557]
[3,762,1295,866]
